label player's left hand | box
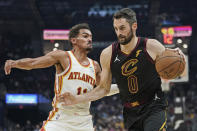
[57,92,78,106]
[4,60,16,75]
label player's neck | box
[71,48,88,62]
[120,36,138,54]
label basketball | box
[155,50,186,79]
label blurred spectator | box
[24,120,33,131]
[15,123,22,131]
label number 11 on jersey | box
[77,87,87,95]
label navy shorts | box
[128,110,167,131]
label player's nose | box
[88,38,92,44]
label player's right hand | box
[174,47,186,63]
[4,60,16,75]
[166,48,186,63]
[57,92,78,106]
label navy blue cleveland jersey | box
[110,37,162,104]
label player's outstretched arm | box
[57,46,113,105]
[4,50,64,75]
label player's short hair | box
[113,8,137,26]
[69,23,90,47]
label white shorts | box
[40,109,94,131]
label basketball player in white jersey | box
[4,23,119,131]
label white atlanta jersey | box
[41,51,96,131]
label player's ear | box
[132,22,137,30]
[71,38,77,46]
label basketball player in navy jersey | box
[58,8,185,131]
[4,23,119,131]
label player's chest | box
[112,53,146,75]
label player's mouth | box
[119,36,125,40]
[87,42,92,46]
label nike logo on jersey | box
[89,66,94,73]
[55,114,60,120]
[114,55,120,62]
[154,94,161,100]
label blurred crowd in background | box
[0,0,197,130]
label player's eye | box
[120,26,125,30]
[83,35,88,38]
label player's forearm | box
[76,85,110,103]
[14,58,35,70]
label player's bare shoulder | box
[100,45,112,69]
[147,39,165,53]
[146,39,165,61]
[47,49,67,57]
[100,45,112,61]
[50,50,70,72]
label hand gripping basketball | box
[155,49,186,79]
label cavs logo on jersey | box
[121,59,139,94]
[121,59,138,76]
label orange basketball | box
[155,50,186,79]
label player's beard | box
[118,30,133,45]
